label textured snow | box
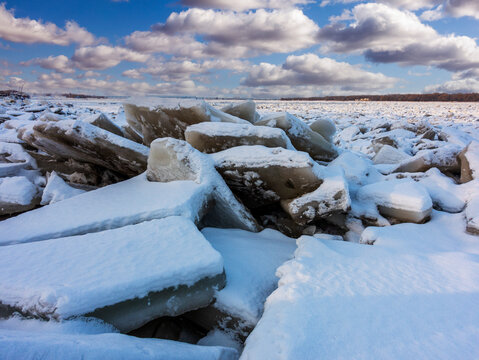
[0,217,223,318]
[202,228,296,326]
[41,171,86,205]
[0,176,38,205]
[242,211,479,360]
[0,330,238,360]
[357,179,432,212]
[212,145,319,170]
[0,172,209,245]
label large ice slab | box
[18,120,149,177]
[357,179,432,223]
[0,173,209,245]
[0,329,238,360]
[185,122,293,153]
[242,211,479,360]
[0,217,225,332]
[212,145,323,208]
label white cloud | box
[71,45,150,70]
[180,0,313,11]
[444,0,479,19]
[318,3,479,72]
[122,58,250,81]
[0,4,96,46]
[21,55,74,74]
[140,8,319,58]
[242,53,398,94]
[425,78,479,93]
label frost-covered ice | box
[242,211,479,360]
[0,217,223,321]
[357,179,432,223]
[0,172,210,245]
[201,228,296,326]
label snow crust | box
[0,217,224,318]
[0,176,38,205]
[357,179,432,212]
[242,211,479,360]
[202,228,296,325]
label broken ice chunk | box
[185,122,293,154]
[309,118,336,143]
[0,176,39,216]
[221,100,260,124]
[458,140,479,183]
[40,171,86,205]
[357,179,433,223]
[256,112,338,161]
[281,167,350,225]
[0,217,225,332]
[212,145,323,208]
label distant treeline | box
[0,90,30,99]
[58,93,108,99]
[281,93,479,102]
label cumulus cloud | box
[21,55,74,74]
[71,45,150,70]
[424,78,479,93]
[127,8,319,59]
[180,0,313,11]
[122,58,250,81]
[444,0,479,19]
[0,4,96,46]
[242,53,397,94]
[318,3,479,73]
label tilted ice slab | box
[0,217,224,332]
[356,179,432,223]
[201,228,297,327]
[0,172,209,246]
[242,211,479,360]
[0,329,238,360]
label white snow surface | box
[0,217,224,318]
[185,122,294,149]
[357,178,432,212]
[0,315,118,335]
[41,171,86,205]
[242,211,479,360]
[212,145,320,171]
[0,172,209,245]
[0,176,38,205]
[0,330,238,360]
[202,228,296,325]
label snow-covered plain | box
[0,96,479,359]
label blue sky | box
[0,0,478,98]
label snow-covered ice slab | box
[0,217,225,332]
[0,172,209,245]
[0,329,238,360]
[357,179,432,223]
[242,211,479,360]
[199,228,296,329]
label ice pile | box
[0,95,478,359]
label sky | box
[0,0,478,98]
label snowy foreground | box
[0,96,478,359]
